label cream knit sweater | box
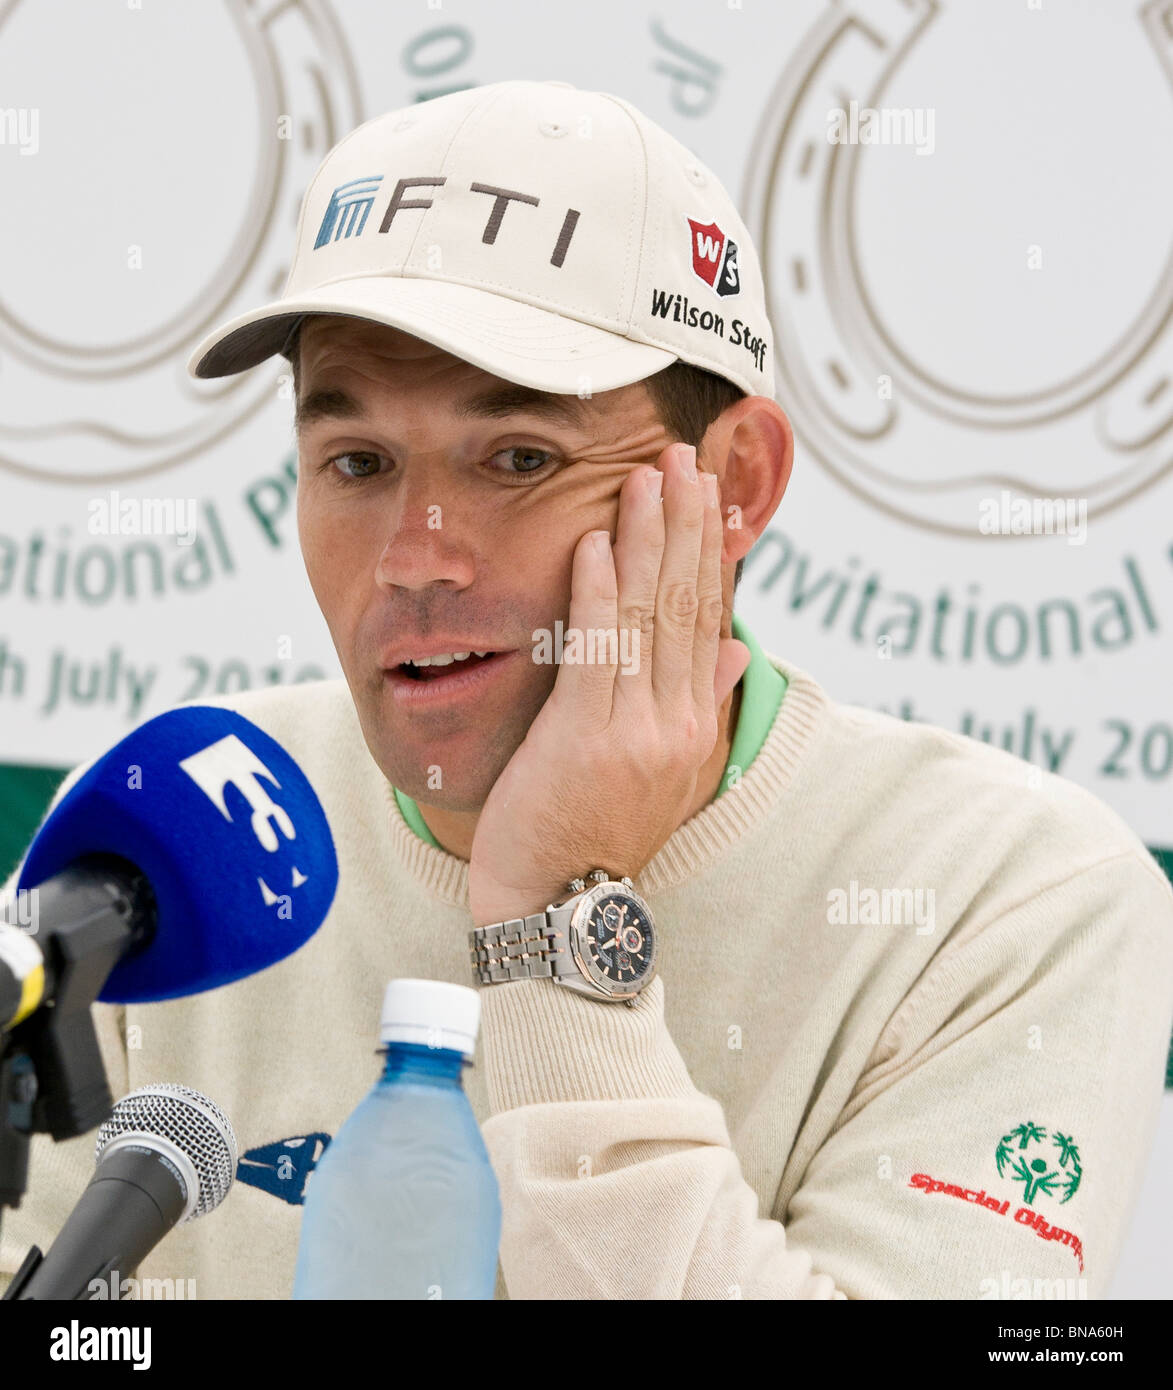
[2,650,1171,1300]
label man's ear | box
[709,397,794,566]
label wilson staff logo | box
[688,217,740,297]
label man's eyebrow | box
[294,382,591,434]
[454,384,591,430]
[295,387,362,434]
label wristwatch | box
[469,869,656,1006]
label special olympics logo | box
[995,1121,1082,1207]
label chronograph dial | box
[569,883,656,1001]
[470,869,656,1004]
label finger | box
[611,462,665,708]
[652,442,705,705]
[691,469,726,720]
[714,637,751,713]
[557,527,619,727]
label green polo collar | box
[719,610,788,799]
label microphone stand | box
[0,855,154,1292]
[1,1049,41,1296]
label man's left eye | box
[488,445,556,475]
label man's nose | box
[374,476,477,590]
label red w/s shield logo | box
[688,218,739,297]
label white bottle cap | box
[379,978,481,1058]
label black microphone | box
[6,1083,237,1300]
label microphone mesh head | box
[96,1083,238,1221]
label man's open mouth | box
[395,651,501,682]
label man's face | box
[295,315,678,812]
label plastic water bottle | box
[293,979,501,1299]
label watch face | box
[571,884,656,998]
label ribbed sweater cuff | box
[479,975,700,1113]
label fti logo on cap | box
[314,176,385,248]
[688,217,740,298]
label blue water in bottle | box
[293,980,501,1300]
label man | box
[3,79,1171,1300]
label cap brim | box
[187,277,677,394]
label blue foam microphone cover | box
[16,706,339,1003]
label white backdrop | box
[0,0,1169,1297]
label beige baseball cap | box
[187,78,774,399]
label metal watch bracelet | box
[469,906,577,985]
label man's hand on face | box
[467,441,750,927]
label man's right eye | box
[326,451,386,482]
